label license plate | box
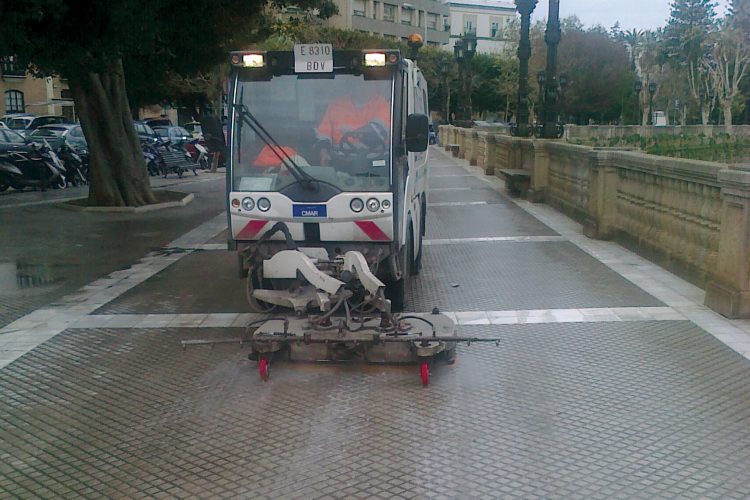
[294,44,333,73]
[293,204,327,218]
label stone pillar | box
[705,168,750,318]
[483,134,496,175]
[582,150,618,240]
[469,131,479,165]
[527,140,548,203]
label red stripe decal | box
[236,220,269,239]
[354,221,390,241]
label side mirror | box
[405,113,429,153]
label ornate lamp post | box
[634,79,643,125]
[648,81,657,126]
[440,59,451,124]
[512,0,538,137]
[538,0,562,138]
[453,38,465,121]
[558,73,568,123]
[463,32,477,121]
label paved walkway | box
[1,148,750,498]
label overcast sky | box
[530,0,731,31]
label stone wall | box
[565,124,750,140]
[439,124,750,319]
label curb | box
[60,191,195,213]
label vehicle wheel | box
[199,158,208,170]
[386,225,412,312]
[54,177,66,190]
[0,183,8,192]
[246,267,277,313]
[192,168,198,176]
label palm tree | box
[624,29,644,72]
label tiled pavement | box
[1,148,750,497]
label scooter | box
[57,142,88,186]
[0,141,66,191]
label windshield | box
[8,118,31,130]
[232,73,393,193]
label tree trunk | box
[69,58,156,207]
[722,101,733,134]
[701,104,710,125]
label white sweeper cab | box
[187,42,502,385]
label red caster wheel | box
[259,355,270,381]
[420,361,430,387]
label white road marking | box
[427,201,489,207]
[55,307,682,329]
[424,236,566,245]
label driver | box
[315,86,390,166]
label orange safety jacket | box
[315,95,391,146]
[252,145,299,168]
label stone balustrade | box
[438,125,750,318]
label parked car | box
[144,117,172,128]
[6,115,72,137]
[153,126,192,146]
[0,113,33,127]
[26,125,71,149]
[133,120,160,144]
[0,128,32,154]
[0,122,8,130]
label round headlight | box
[366,198,380,212]
[241,197,254,211]
[350,198,364,213]
[231,198,240,208]
[381,199,391,209]
[257,197,271,212]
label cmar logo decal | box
[293,204,327,218]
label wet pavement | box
[1,149,750,498]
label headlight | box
[257,197,271,212]
[381,199,391,210]
[350,198,364,213]
[366,198,380,212]
[241,197,255,211]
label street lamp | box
[512,0,538,137]
[558,73,568,123]
[648,81,657,126]
[463,32,477,121]
[634,79,643,125]
[453,39,465,121]
[440,59,451,124]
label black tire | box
[246,267,277,313]
[0,183,8,192]
[387,225,413,312]
[199,157,208,170]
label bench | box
[499,169,531,198]
[160,150,198,178]
[445,144,460,157]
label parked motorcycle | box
[57,142,88,186]
[142,140,165,176]
[0,141,66,191]
[185,139,210,170]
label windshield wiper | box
[233,102,317,190]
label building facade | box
[1,57,73,119]
[445,0,516,54]
[327,0,451,46]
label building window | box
[372,1,379,19]
[4,90,25,113]
[463,14,477,34]
[383,4,396,22]
[1,56,25,78]
[353,0,366,17]
[401,7,413,25]
[491,20,500,37]
[427,13,438,30]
